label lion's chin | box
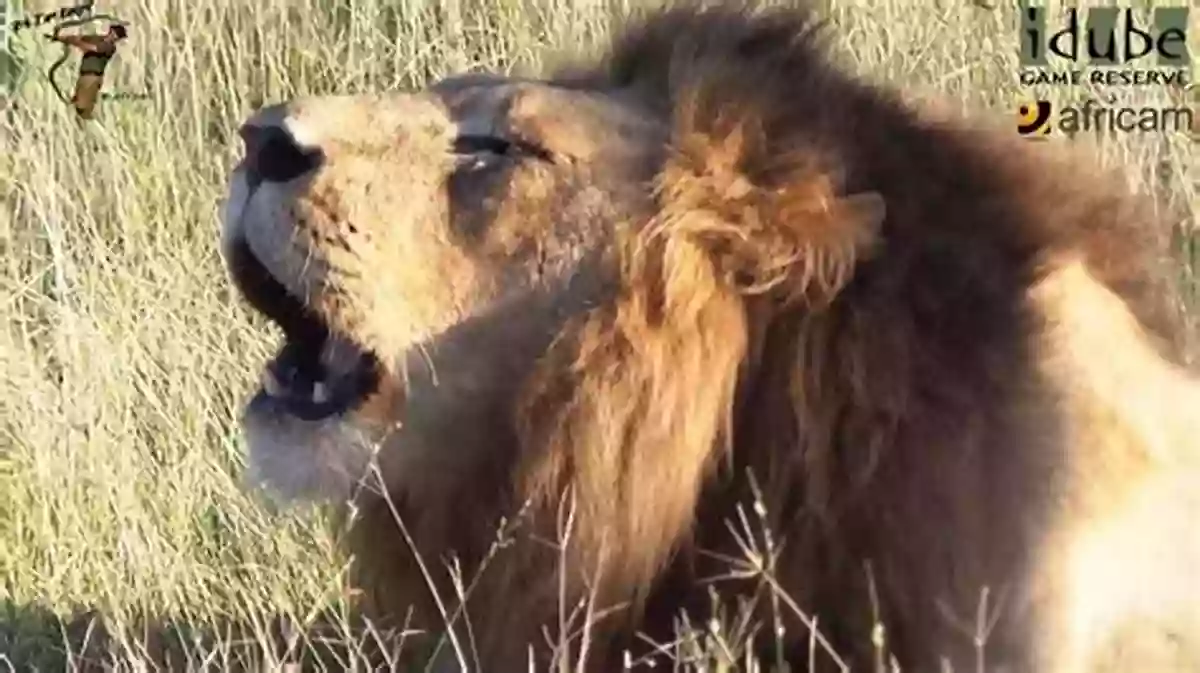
[241,337,387,504]
[240,406,382,504]
[240,336,390,505]
[241,335,391,503]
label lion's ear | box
[653,116,885,308]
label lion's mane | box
[339,4,1194,671]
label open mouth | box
[227,236,381,422]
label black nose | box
[239,124,322,187]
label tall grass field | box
[1,0,1196,670]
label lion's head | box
[219,20,890,508]
[220,73,676,503]
[219,3,1199,672]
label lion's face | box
[220,76,666,501]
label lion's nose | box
[239,123,322,187]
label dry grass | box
[0,0,1196,670]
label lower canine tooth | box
[312,382,330,404]
[262,368,284,397]
[322,335,358,373]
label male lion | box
[219,3,1200,671]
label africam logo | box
[1017,94,1196,138]
[3,0,142,119]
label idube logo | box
[1018,2,1190,87]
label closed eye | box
[452,134,554,163]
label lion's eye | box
[452,134,553,164]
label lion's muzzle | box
[222,104,385,425]
[226,229,383,423]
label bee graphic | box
[1017,100,1052,137]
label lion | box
[218,2,1200,671]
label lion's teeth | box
[322,335,358,373]
[262,368,284,398]
[312,382,330,404]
